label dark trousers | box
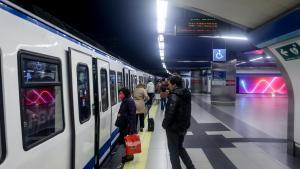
[161,97,167,110]
[166,130,195,169]
[136,113,145,129]
[147,93,154,106]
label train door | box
[68,48,95,169]
[97,59,111,163]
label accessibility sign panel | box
[213,49,226,61]
[275,42,300,61]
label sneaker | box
[140,128,143,132]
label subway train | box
[0,1,154,169]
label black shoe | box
[122,155,134,163]
[140,128,143,132]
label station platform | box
[101,94,300,169]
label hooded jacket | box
[162,87,191,133]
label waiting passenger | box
[146,79,155,106]
[116,88,137,163]
[162,76,195,169]
[133,83,149,132]
[159,78,168,111]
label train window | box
[117,72,123,102]
[0,51,6,163]
[126,73,129,88]
[139,76,143,84]
[100,69,109,111]
[19,51,64,150]
[77,64,91,123]
[109,70,117,106]
[130,75,134,93]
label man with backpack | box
[162,75,195,169]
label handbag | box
[115,115,127,128]
[124,134,142,155]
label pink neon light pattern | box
[239,76,287,94]
[24,88,55,105]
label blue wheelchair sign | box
[213,49,226,61]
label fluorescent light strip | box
[250,57,263,62]
[236,61,247,65]
[159,42,164,49]
[158,34,164,42]
[157,0,169,72]
[177,60,210,63]
[200,35,248,41]
[157,0,168,34]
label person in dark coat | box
[162,76,195,169]
[117,88,137,163]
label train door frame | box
[68,48,95,169]
[0,49,6,164]
[96,59,111,163]
[109,62,123,148]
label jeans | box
[136,113,145,129]
[166,130,195,169]
[161,97,167,110]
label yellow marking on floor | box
[124,104,158,169]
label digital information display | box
[238,76,287,94]
[176,18,218,36]
[213,49,226,62]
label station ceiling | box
[9,0,300,76]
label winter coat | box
[118,97,137,134]
[162,87,191,133]
[133,87,149,114]
[159,82,168,98]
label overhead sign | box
[275,42,300,61]
[175,18,218,36]
[213,49,226,61]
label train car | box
[0,1,153,169]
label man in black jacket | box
[162,76,195,169]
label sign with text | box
[176,18,218,36]
[213,49,226,61]
[275,42,300,61]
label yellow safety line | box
[123,104,158,169]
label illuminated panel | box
[239,76,287,94]
[24,88,55,105]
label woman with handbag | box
[115,88,137,163]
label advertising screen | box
[238,76,287,94]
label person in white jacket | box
[146,79,155,106]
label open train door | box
[68,48,95,169]
[96,59,111,163]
